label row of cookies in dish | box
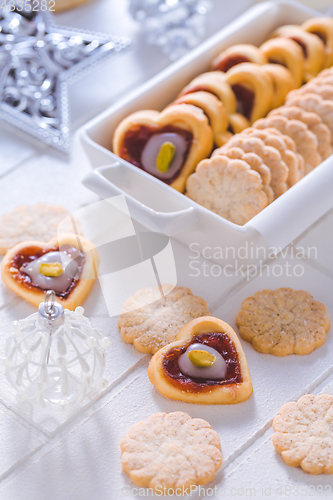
[112,17,333,193]
[184,17,333,127]
[213,17,333,86]
[186,66,333,225]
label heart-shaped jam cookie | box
[212,44,267,72]
[112,104,213,193]
[225,63,274,124]
[1,234,99,311]
[271,25,325,81]
[260,38,304,88]
[148,316,253,404]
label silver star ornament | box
[0,8,130,152]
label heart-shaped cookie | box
[1,233,99,311]
[148,316,253,404]
[212,44,267,72]
[112,104,213,193]
[225,63,274,124]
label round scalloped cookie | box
[213,135,288,199]
[314,67,333,80]
[273,394,333,474]
[286,92,333,144]
[236,287,330,356]
[118,284,210,354]
[240,127,304,186]
[120,412,223,490]
[186,155,268,225]
[0,204,82,255]
[219,147,274,204]
[269,105,332,160]
[288,82,333,102]
[253,115,320,174]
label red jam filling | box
[163,332,242,393]
[231,84,254,120]
[268,58,288,68]
[183,85,221,101]
[120,125,193,185]
[213,54,250,72]
[9,245,84,299]
[290,37,308,58]
[311,30,327,45]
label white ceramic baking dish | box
[80,0,333,267]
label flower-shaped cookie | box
[289,81,333,101]
[118,285,210,354]
[273,394,333,474]
[186,155,268,225]
[270,105,332,160]
[148,316,253,404]
[121,412,223,489]
[286,93,333,144]
[240,127,304,186]
[253,115,320,174]
[214,135,288,199]
[219,146,274,204]
[236,288,330,356]
[0,204,82,255]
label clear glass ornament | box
[2,291,111,410]
[129,0,212,60]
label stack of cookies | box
[186,65,333,224]
[112,17,333,222]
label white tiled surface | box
[0,0,333,499]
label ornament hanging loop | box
[44,290,55,317]
[38,290,64,320]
